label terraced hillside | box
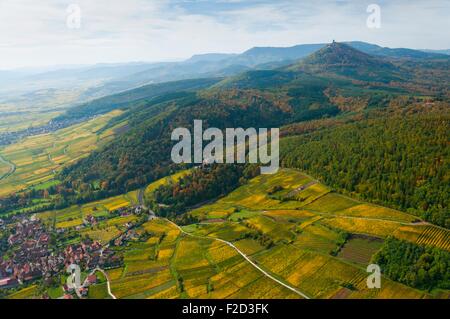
[1,42,448,300]
[181,169,449,298]
[31,43,445,244]
[6,168,447,299]
[0,110,125,197]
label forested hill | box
[59,89,294,197]
[281,109,450,227]
[55,77,223,121]
[285,42,450,93]
[26,42,447,229]
[287,42,399,83]
[55,41,450,123]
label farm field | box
[35,190,141,245]
[5,285,39,299]
[185,169,450,250]
[322,217,403,238]
[105,218,301,299]
[0,110,125,197]
[188,169,313,219]
[293,222,343,253]
[156,231,427,299]
[5,169,449,299]
[0,156,13,180]
[181,169,450,298]
[253,244,426,299]
[88,283,111,299]
[0,111,62,133]
[38,192,136,226]
[333,204,418,223]
[394,225,450,251]
[303,193,359,213]
[337,236,384,265]
[144,169,192,202]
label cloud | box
[0,0,449,69]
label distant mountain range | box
[1,41,449,108]
[89,41,449,96]
[421,49,450,55]
[56,41,449,123]
[2,41,449,233]
[57,41,449,201]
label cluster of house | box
[6,218,49,246]
[114,205,145,218]
[0,204,149,295]
[83,214,97,226]
[0,217,122,293]
[0,117,87,146]
[64,241,115,269]
[0,218,57,289]
[110,207,147,246]
[56,205,146,235]
[113,228,139,247]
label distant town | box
[0,117,90,146]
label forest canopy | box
[281,112,450,227]
[373,237,450,290]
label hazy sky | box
[0,0,449,69]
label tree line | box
[373,237,449,290]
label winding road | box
[0,153,15,181]
[139,184,310,298]
[140,185,310,298]
[84,267,117,299]
[165,218,311,299]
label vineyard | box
[0,110,124,197]
[337,236,384,264]
[6,168,449,299]
[395,225,450,251]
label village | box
[0,203,149,298]
[0,117,89,146]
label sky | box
[0,0,449,69]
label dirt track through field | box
[0,153,16,181]
[165,218,311,299]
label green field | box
[180,169,449,299]
[0,110,125,197]
[107,218,300,299]
[0,111,61,133]
[337,236,384,265]
[144,169,192,202]
[36,190,140,245]
[6,168,450,299]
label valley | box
[1,168,448,299]
[0,41,448,300]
